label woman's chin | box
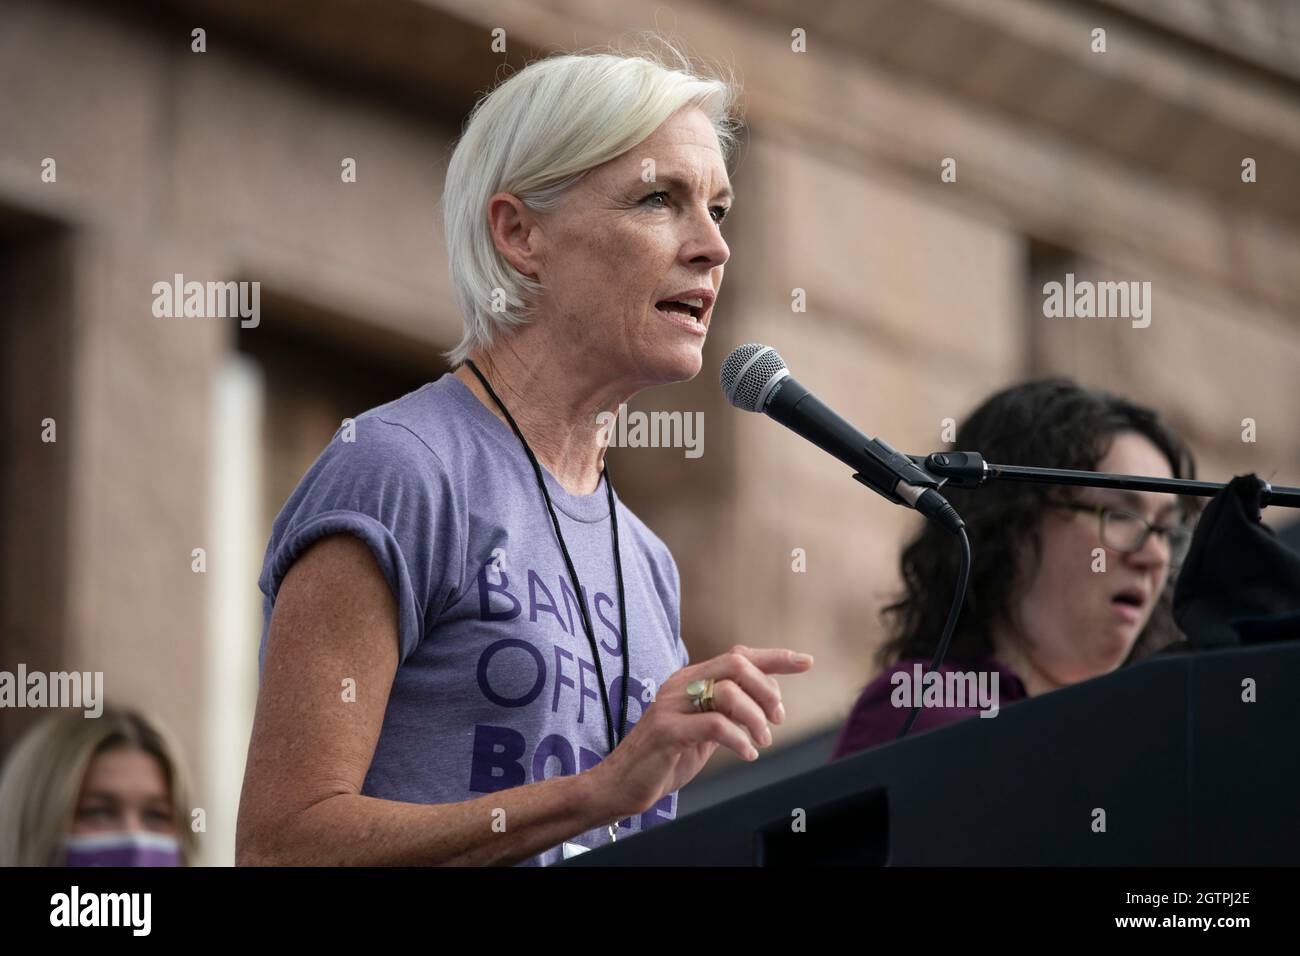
[1088,628,1138,674]
[644,341,705,384]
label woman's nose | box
[683,208,729,269]
[1126,527,1170,569]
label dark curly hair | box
[878,378,1200,670]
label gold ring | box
[686,678,716,713]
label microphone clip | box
[910,451,989,489]
[850,438,947,505]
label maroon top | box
[831,656,1028,760]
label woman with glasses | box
[832,378,1200,758]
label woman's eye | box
[642,192,728,226]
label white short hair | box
[440,37,742,367]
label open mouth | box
[1111,589,1144,609]
[655,298,706,325]
[1110,588,1146,623]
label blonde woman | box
[237,39,814,867]
[0,707,194,866]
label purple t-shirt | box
[257,373,689,866]
[831,656,1027,759]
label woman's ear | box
[486,192,542,279]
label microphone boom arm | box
[910,451,1300,509]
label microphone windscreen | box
[721,343,787,412]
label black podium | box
[563,641,1300,865]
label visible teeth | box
[657,300,704,324]
[678,297,704,308]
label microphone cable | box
[896,524,972,740]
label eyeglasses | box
[1049,501,1193,566]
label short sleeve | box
[258,416,464,665]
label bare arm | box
[235,534,626,866]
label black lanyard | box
[464,360,630,752]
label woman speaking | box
[236,41,813,866]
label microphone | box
[720,343,964,534]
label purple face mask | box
[63,832,182,867]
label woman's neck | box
[987,630,1064,698]
[453,346,637,496]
